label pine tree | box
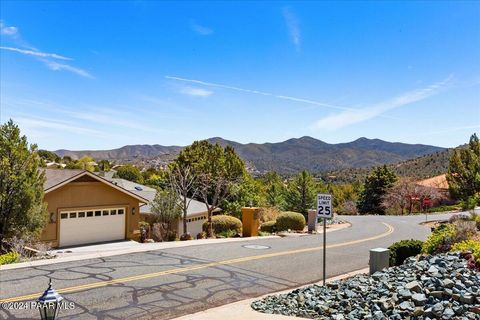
[357,165,397,215]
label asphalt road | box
[0,213,455,320]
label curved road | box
[0,213,455,319]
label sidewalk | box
[172,267,369,320]
[1,223,351,271]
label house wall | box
[41,181,141,247]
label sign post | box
[317,193,333,286]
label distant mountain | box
[54,136,445,174]
[321,147,460,183]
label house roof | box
[43,169,149,203]
[102,176,210,216]
[416,174,449,190]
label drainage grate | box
[242,244,271,250]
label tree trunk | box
[207,208,214,238]
[182,196,188,235]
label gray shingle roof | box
[43,169,84,190]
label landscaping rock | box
[251,252,480,319]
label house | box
[41,169,148,248]
[103,177,214,237]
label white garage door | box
[59,207,126,247]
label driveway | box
[0,213,457,320]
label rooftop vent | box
[134,186,143,191]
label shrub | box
[216,230,237,238]
[388,240,424,266]
[422,224,457,254]
[196,232,206,239]
[257,207,280,223]
[453,220,477,242]
[180,233,194,241]
[451,240,480,271]
[426,204,460,213]
[202,215,242,235]
[260,221,277,233]
[0,252,19,265]
[276,212,306,231]
[258,231,271,236]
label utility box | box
[242,207,260,237]
[307,209,317,233]
[369,248,390,274]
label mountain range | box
[54,136,445,174]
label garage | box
[59,207,126,247]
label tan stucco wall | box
[41,181,141,247]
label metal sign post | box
[317,193,333,286]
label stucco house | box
[104,177,213,237]
[40,169,148,248]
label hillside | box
[54,136,444,174]
[320,147,458,183]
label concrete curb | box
[171,267,370,320]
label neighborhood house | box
[40,169,212,248]
[41,169,148,247]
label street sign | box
[317,193,333,219]
[316,193,333,286]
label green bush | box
[202,215,242,235]
[422,224,457,254]
[451,240,480,262]
[388,239,424,266]
[276,211,306,231]
[0,252,19,265]
[260,221,276,233]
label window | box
[118,209,124,215]
[87,211,93,217]
[103,210,109,216]
[110,209,117,215]
[78,212,85,218]
[95,211,101,216]
[61,213,68,219]
[69,212,77,218]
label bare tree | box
[382,178,441,215]
[168,165,197,236]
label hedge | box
[0,252,19,265]
[202,215,242,235]
[276,211,305,231]
[388,239,424,266]
[260,221,276,233]
[422,224,457,254]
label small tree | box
[150,188,181,241]
[175,141,245,237]
[357,165,397,215]
[115,164,144,183]
[167,162,198,236]
[0,120,48,251]
[447,133,480,205]
[284,170,316,216]
[263,171,286,209]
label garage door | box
[59,207,126,247]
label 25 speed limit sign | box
[317,193,333,219]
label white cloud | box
[0,46,72,60]
[43,60,94,79]
[15,116,101,135]
[311,75,454,131]
[191,22,213,35]
[179,86,213,97]
[0,22,18,36]
[282,7,301,52]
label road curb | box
[171,267,370,320]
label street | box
[0,213,454,320]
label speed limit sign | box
[317,193,333,219]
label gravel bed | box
[251,253,479,319]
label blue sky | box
[0,1,479,150]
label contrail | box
[165,75,353,111]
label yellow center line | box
[0,222,394,303]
